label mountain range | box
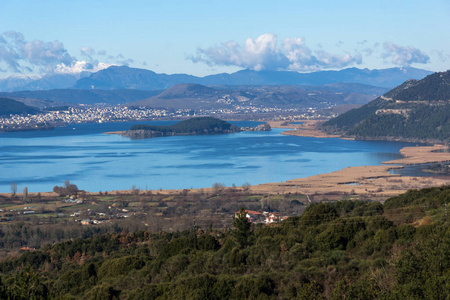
[0,66,433,92]
[72,66,433,90]
[0,89,162,107]
[323,70,450,142]
[129,83,386,111]
[0,82,387,112]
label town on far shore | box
[0,104,334,132]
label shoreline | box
[96,120,450,199]
[1,119,448,200]
[2,140,448,201]
[267,120,344,139]
[104,131,126,135]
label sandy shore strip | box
[104,131,126,135]
[5,162,447,200]
[267,120,343,139]
[252,165,449,198]
[383,144,450,165]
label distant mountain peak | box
[0,66,435,92]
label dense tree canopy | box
[323,70,450,142]
[129,117,240,135]
[0,186,449,299]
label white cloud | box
[80,47,96,58]
[382,42,430,66]
[54,61,111,74]
[189,33,362,72]
[0,31,135,75]
[191,33,289,71]
[0,31,75,73]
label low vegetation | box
[0,185,449,299]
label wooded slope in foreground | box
[0,185,449,299]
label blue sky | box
[0,0,449,77]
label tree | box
[132,185,139,195]
[242,182,251,194]
[212,182,225,194]
[10,182,17,198]
[23,187,28,203]
[9,265,49,299]
[65,180,79,196]
[233,208,252,248]
[84,282,120,300]
[54,181,79,196]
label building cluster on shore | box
[0,104,331,131]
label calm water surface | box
[0,121,412,193]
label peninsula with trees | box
[121,116,268,139]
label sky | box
[0,0,449,78]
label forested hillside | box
[323,70,450,142]
[124,117,240,139]
[0,97,40,116]
[1,186,449,299]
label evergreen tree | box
[232,208,252,248]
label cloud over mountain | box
[382,42,430,66]
[0,31,132,75]
[0,31,74,73]
[189,33,362,71]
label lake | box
[0,121,413,193]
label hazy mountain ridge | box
[0,66,433,113]
[0,98,41,116]
[74,66,432,90]
[323,70,450,142]
[0,89,162,106]
[1,82,386,111]
[0,66,433,92]
[0,73,90,92]
[129,83,386,110]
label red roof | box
[20,247,36,251]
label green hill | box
[124,117,240,139]
[0,97,40,116]
[0,186,449,299]
[323,70,450,142]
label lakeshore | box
[87,144,449,201]
[268,120,343,139]
[94,121,450,200]
[5,129,448,202]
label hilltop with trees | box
[323,70,450,143]
[122,117,241,139]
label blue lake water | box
[0,121,413,193]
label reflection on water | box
[390,163,450,178]
[0,121,415,193]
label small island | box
[122,117,242,139]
